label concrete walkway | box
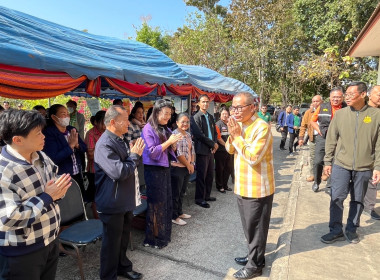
[270,145,380,280]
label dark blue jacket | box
[286,113,303,134]
[43,125,87,175]
[277,111,288,127]
[94,130,140,214]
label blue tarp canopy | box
[0,5,256,99]
[0,5,190,85]
[179,64,256,96]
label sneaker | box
[363,210,380,220]
[312,183,319,192]
[179,213,191,219]
[289,153,294,156]
[306,176,314,182]
[320,232,345,244]
[172,218,187,226]
[344,231,359,243]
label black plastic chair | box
[57,178,103,280]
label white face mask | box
[67,107,74,114]
[56,116,70,127]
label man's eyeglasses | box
[344,92,359,99]
[230,104,252,112]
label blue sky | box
[1,0,230,39]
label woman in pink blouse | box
[84,111,106,208]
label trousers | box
[288,129,299,153]
[195,153,214,203]
[329,164,372,234]
[237,194,273,270]
[308,138,316,176]
[99,212,133,280]
[171,166,190,220]
[214,150,233,190]
[279,127,288,149]
[0,239,59,280]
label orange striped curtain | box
[0,63,87,99]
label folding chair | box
[57,178,103,280]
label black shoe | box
[233,267,262,279]
[363,209,380,220]
[205,197,216,201]
[312,183,319,192]
[196,201,210,208]
[320,232,345,244]
[234,256,248,266]
[344,231,359,244]
[226,187,233,191]
[117,270,143,279]
[280,147,286,150]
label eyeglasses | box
[344,92,359,99]
[230,104,252,112]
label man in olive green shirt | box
[321,82,380,244]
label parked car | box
[266,105,275,115]
[299,103,310,117]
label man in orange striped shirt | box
[226,92,275,279]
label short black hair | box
[293,106,300,110]
[33,105,46,111]
[330,86,344,93]
[94,110,106,124]
[0,109,46,144]
[347,81,367,93]
[219,106,229,114]
[47,104,65,126]
[199,94,210,101]
[113,99,123,105]
[129,102,144,121]
[66,100,77,107]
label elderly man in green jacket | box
[320,81,380,244]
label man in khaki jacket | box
[321,81,380,244]
[299,95,323,182]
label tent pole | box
[187,94,191,116]
[48,98,51,108]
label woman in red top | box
[84,110,106,205]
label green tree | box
[228,0,305,105]
[293,0,378,93]
[135,23,170,55]
[184,0,227,17]
[170,12,234,77]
